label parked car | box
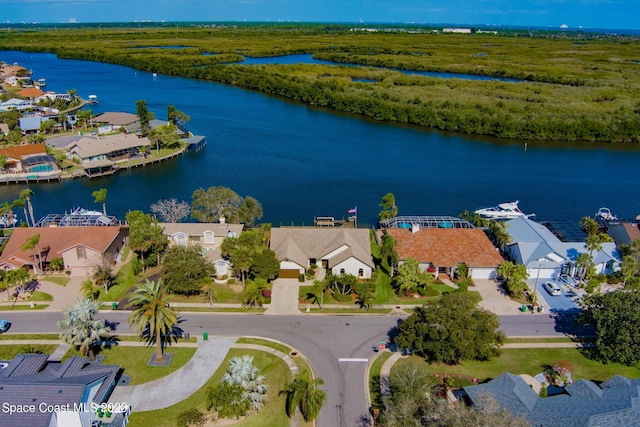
[558,275,579,288]
[0,319,9,333]
[543,282,562,296]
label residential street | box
[0,311,577,426]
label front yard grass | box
[392,348,640,383]
[63,345,196,385]
[0,344,58,359]
[369,351,393,409]
[128,348,292,427]
[98,256,141,302]
[30,291,53,301]
[172,282,243,304]
[0,304,48,310]
[41,276,70,286]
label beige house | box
[66,134,151,165]
[0,226,127,276]
[270,227,374,279]
[159,222,244,278]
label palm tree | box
[58,298,111,361]
[281,370,327,422]
[12,198,29,227]
[6,268,30,299]
[92,188,108,215]
[126,279,177,363]
[223,355,268,412]
[21,233,43,274]
[19,188,35,227]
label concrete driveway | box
[532,280,580,313]
[264,278,302,315]
[474,279,523,315]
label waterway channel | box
[1,50,639,226]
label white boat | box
[474,201,535,220]
[595,207,619,226]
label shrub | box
[50,258,64,272]
[332,292,352,302]
[227,278,236,285]
[539,384,548,398]
[176,408,206,427]
[298,273,305,282]
[416,287,428,296]
[130,257,142,276]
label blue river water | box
[1,51,639,226]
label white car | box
[543,282,562,296]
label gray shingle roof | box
[464,373,640,427]
[0,354,120,427]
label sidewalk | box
[108,337,237,411]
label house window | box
[340,268,345,275]
[176,235,187,246]
[77,247,86,259]
[358,268,364,277]
[204,231,214,244]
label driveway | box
[473,279,523,315]
[531,280,580,313]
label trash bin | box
[112,302,117,310]
[521,305,527,313]
[203,332,208,341]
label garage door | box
[279,269,300,279]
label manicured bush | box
[332,293,352,302]
[298,274,305,282]
[176,408,206,427]
[227,278,236,285]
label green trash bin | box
[112,302,117,310]
[521,305,527,313]
[203,332,208,341]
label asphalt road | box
[1,311,582,427]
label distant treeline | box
[1,26,639,143]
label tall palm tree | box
[126,279,177,363]
[58,298,111,361]
[21,233,43,274]
[12,198,29,227]
[281,370,327,422]
[19,188,35,227]
[92,188,108,215]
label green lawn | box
[63,345,196,385]
[0,304,48,311]
[42,276,70,286]
[172,282,243,304]
[128,348,292,427]
[369,351,393,409]
[393,348,640,383]
[0,333,60,341]
[236,337,292,355]
[0,344,58,359]
[30,291,53,301]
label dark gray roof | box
[464,373,640,427]
[0,354,120,427]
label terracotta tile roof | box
[0,143,47,160]
[0,226,122,268]
[386,228,504,267]
[621,223,640,241]
[16,87,45,98]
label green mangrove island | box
[1,24,639,143]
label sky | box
[0,0,637,30]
